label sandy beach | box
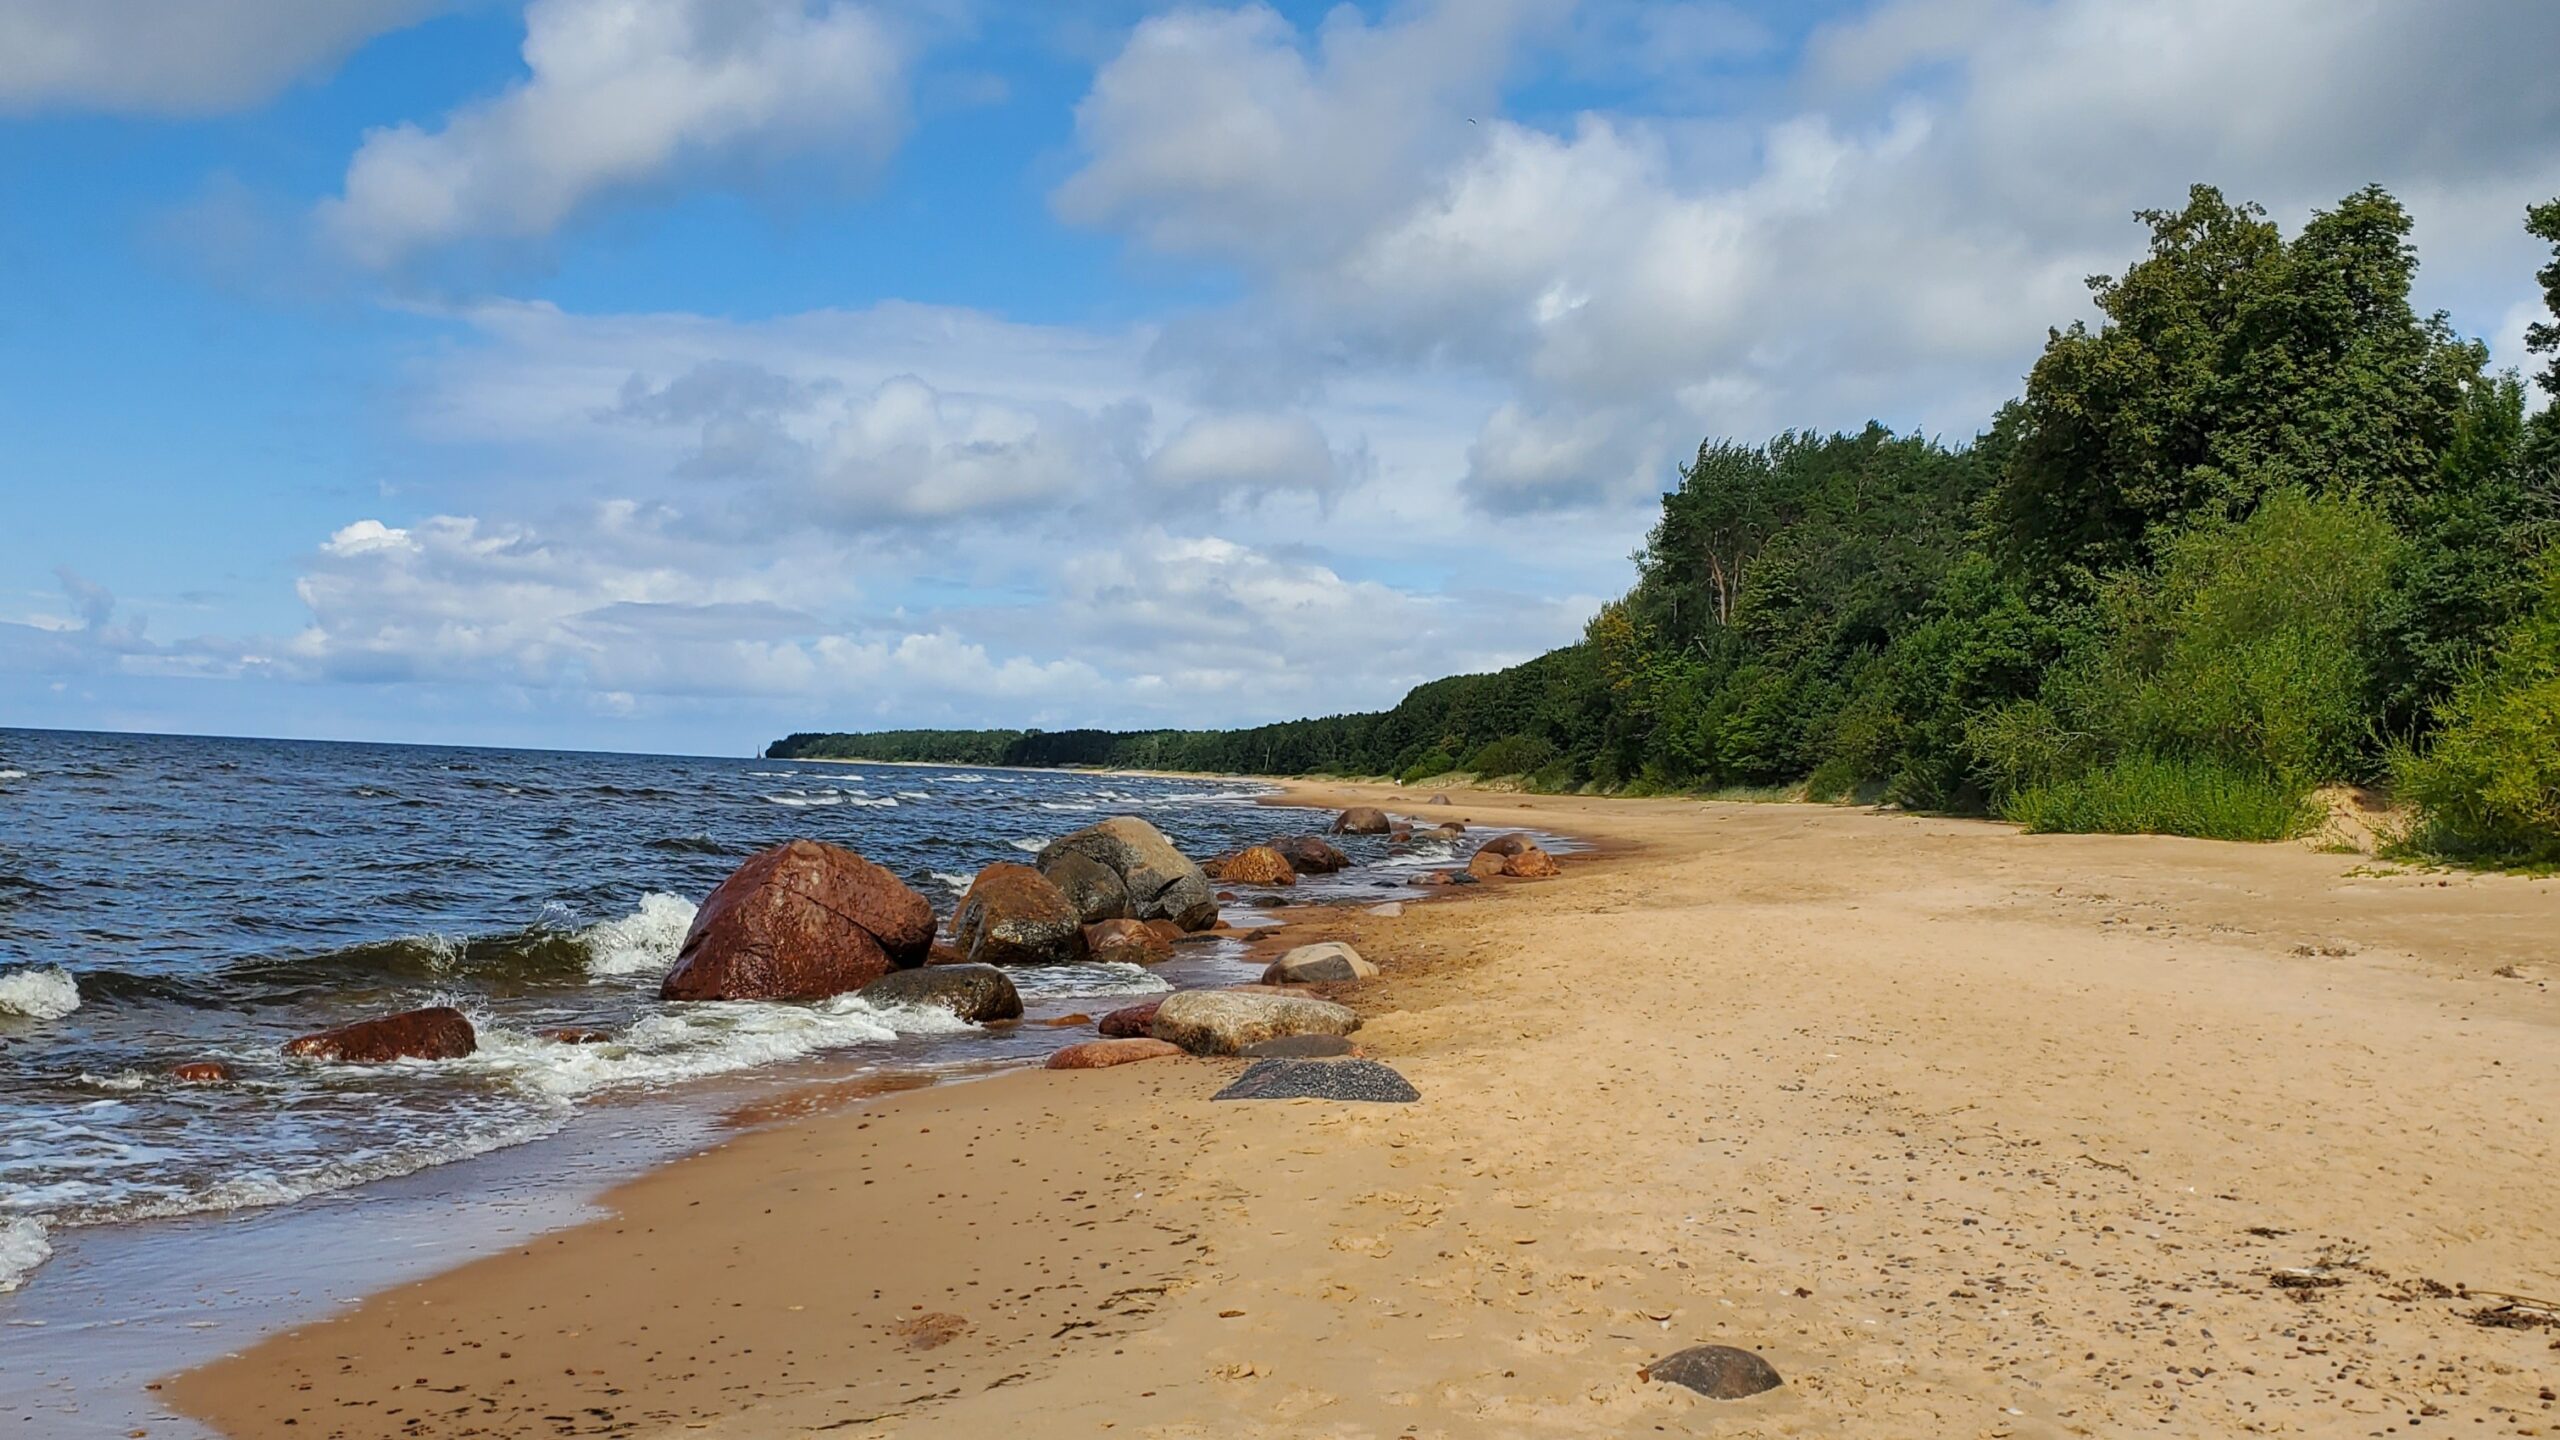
[167,784,2560,1438]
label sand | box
[167,784,2560,1438]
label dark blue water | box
[0,729,1463,1296]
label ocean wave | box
[932,871,973,894]
[0,1216,51,1293]
[0,967,81,1021]
[897,791,931,801]
[1008,838,1048,853]
[468,993,978,1099]
[644,834,729,854]
[1006,963,1173,1001]
[579,893,697,978]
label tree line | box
[772,184,2560,864]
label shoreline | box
[167,782,2560,1436]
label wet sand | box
[170,784,2560,1437]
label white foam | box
[1007,962,1175,1001]
[1008,838,1048,854]
[0,967,80,1021]
[932,871,973,895]
[0,1216,52,1293]
[1039,801,1097,812]
[761,790,839,807]
[0,768,27,782]
[949,774,989,784]
[897,791,931,801]
[469,993,977,1099]
[581,893,697,978]
[841,794,899,809]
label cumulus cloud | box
[319,0,909,268]
[0,0,440,115]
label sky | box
[2,0,2556,757]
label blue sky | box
[3,0,2556,756]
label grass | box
[2000,753,2319,842]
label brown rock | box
[1271,835,1350,874]
[659,840,933,1003]
[952,863,1089,966]
[1641,1345,1783,1399]
[1426,793,1452,805]
[1086,918,1174,965]
[1467,849,1511,879]
[284,1006,476,1064]
[1331,806,1391,835]
[1387,824,1413,844]
[1097,998,1164,1037]
[1041,1013,1095,1028]
[1144,918,1188,944]
[1477,831,1540,857]
[168,1060,234,1084]
[1044,1037,1184,1070]
[1040,849,1131,924]
[1502,846,1561,878]
[1219,845,1298,886]
[1035,817,1216,930]
[1408,869,1476,887]
[538,1026,613,1045]
[1426,821,1467,840]
[895,1312,969,1351]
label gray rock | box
[1332,806,1392,835]
[1147,989,1359,1056]
[1040,849,1131,924]
[952,863,1088,966]
[1238,1034,1358,1058]
[1037,817,1216,931]
[1262,941,1378,985]
[1642,1345,1783,1399]
[1213,1058,1418,1102]
[858,963,1023,1025]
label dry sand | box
[168,784,2560,1438]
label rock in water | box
[1148,989,1359,1056]
[1037,817,1216,931]
[1238,1034,1358,1058]
[1086,918,1173,965]
[1476,831,1540,857]
[1041,849,1131,924]
[1262,942,1379,985]
[858,963,1024,1024]
[1271,835,1350,874]
[538,1026,613,1045]
[1641,1345,1783,1399]
[660,840,933,1002]
[1426,822,1467,840]
[1097,998,1164,1037]
[1045,1038,1184,1070]
[1332,806,1391,835]
[952,863,1088,966]
[1467,849,1511,880]
[284,1006,477,1063]
[1219,845,1298,886]
[168,1060,234,1084]
[1212,1057,1418,1102]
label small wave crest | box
[0,1216,52,1293]
[580,893,696,978]
[0,767,28,782]
[932,871,973,895]
[470,993,978,1098]
[0,966,81,1020]
[1008,838,1048,854]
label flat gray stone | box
[1642,1345,1783,1399]
[1213,1057,1418,1103]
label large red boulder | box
[1087,919,1173,966]
[953,863,1088,966]
[1219,845,1298,886]
[284,1006,476,1063]
[1097,998,1165,1037]
[659,840,933,1002]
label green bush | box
[2002,753,2318,841]
[1464,733,1557,778]
[2393,556,2560,865]
[1395,749,1459,785]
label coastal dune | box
[169,784,2560,1437]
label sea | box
[0,728,1476,1312]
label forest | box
[772,185,2560,864]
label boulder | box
[1331,806,1391,835]
[1641,1345,1783,1399]
[284,1006,476,1063]
[1387,824,1414,844]
[1148,989,1360,1057]
[953,863,1088,966]
[1426,793,1452,805]
[1271,835,1350,874]
[1040,1013,1094,1028]
[1467,849,1511,880]
[1408,869,1479,888]
[1044,1038,1184,1070]
[1041,849,1131,924]
[168,1060,233,1084]
[1037,817,1216,931]
[538,1026,613,1045]
[1220,845,1298,886]
[1086,918,1173,965]
[660,840,933,1002]
[1477,831,1541,858]
[1212,1057,1418,1103]
[1097,998,1164,1038]
[1501,846,1561,878]
[1426,822,1467,840]
[1262,942,1379,985]
[859,963,1024,1024]
[1144,918,1190,944]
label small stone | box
[537,1026,613,1045]
[1213,1057,1418,1102]
[1641,1345,1783,1399]
[168,1060,234,1084]
[1262,942,1379,985]
[1045,1038,1184,1070]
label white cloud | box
[320,0,908,268]
[1144,411,1347,502]
[0,0,439,115]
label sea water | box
[0,728,1450,1301]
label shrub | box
[1464,733,1557,778]
[1396,749,1459,785]
[2002,753,2318,841]
[2393,556,2560,865]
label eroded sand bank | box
[169,785,2560,1437]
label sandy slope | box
[170,785,2560,1438]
